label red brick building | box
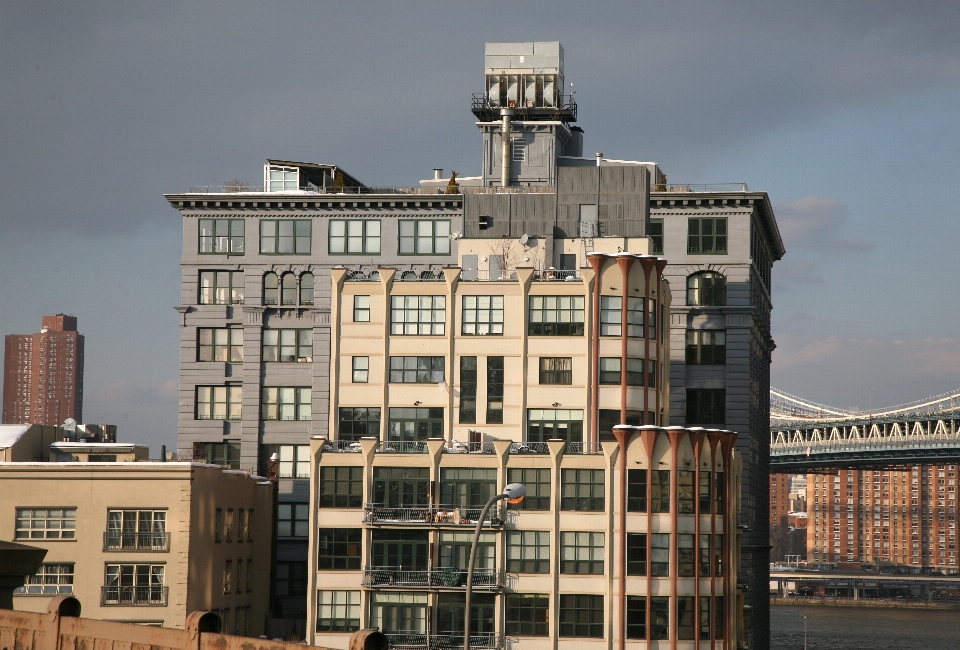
[2,315,84,426]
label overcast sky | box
[2,1,959,454]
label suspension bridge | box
[769,388,960,471]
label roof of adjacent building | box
[0,424,30,449]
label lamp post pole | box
[464,483,525,650]
[803,615,807,650]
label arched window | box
[300,272,314,306]
[687,271,726,306]
[281,273,297,306]
[263,272,278,306]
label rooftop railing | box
[472,92,578,122]
[459,270,519,282]
[321,439,365,453]
[566,441,604,454]
[378,440,429,454]
[100,585,168,606]
[446,441,496,454]
[654,182,750,193]
[362,567,500,590]
[363,504,503,527]
[383,633,500,650]
[103,531,170,552]
[509,441,550,454]
[532,269,581,281]
[184,185,555,195]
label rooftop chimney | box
[433,168,444,180]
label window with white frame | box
[260,220,311,254]
[329,220,381,254]
[261,387,311,421]
[199,219,245,254]
[196,386,242,420]
[390,295,445,335]
[599,296,622,336]
[14,564,74,595]
[15,508,77,540]
[461,295,504,335]
[262,329,313,362]
[398,220,451,255]
[266,165,298,192]
[199,271,244,305]
[316,590,361,632]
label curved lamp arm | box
[464,483,525,650]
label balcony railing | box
[184,184,555,196]
[509,442,550,454]
[100,585,168,606]
[378,440,429,454]
[532,269,581,281]
[362,567,501,590]
[364,504,503,527]
[103,531,171,552]
[446,441,496,454]
[384,633,500,650]
[321,439,364,453]
[459,270,519,282]
[566,441,604,454]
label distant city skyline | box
[2,2,959,453]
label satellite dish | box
[519,234,529,245]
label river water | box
[771,604,960,649]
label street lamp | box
[463,483,525,650]
[803,615,807,650]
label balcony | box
[509,441,550,454]
[100,585,168,606]
[378,441,429,454]
[362,567,501,590]
[364,504,503,527]
[532,269,581,282]
[103,532,171,552]
[384,633,500,650]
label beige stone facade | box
[307,255,745,649]
[0,462,273,634]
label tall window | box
[387,407,443,442]
[389,357,445,383]
[300,272,314,305]
[316,591,361,633]
[678,470,695,514]
[627,469,647,512]
[276,562,307,599]
[687,217,727,254]
[599,296,622,335]
[651,534,670,577]
[651,469,671,513]
[103,564,165,605]
[199,271,244,305]
[14,564,74,594]
[599,358,620,384]
[686,389,725,425]
[260,219,311,254]
[398,220,451,255]
[353,295,370,321]
[648,299,658,340]
[507,468,550,510]
[370,530,429,570]
[390,296,445,335]
[677,596,696,640]
[716,473,725,515]
[539,358,572,385]
[15,508,76,540]
[560,532,604,574]
[627,297,644,337]
[263,272,279,305]
[505,594,548,637]
[318,529,362,570]
[329,220,381,254]
[199,219,244,254]
[486,356,504,424]
[372,467,430,507]
[528,296,585,336]
[651,596,670,640]
[678,534,695,577]
[439,531,495,569]
[686,271,727,306]
[459,357,477,424]
[558,595,603,638]
[338,407,380,441]
[700,535,712,576]
[352,357,369,383]
[507,531,550,573]
[527,409,583,443]
[281,273,297,305]
[440,468,497,507]
[649,218,664,254]
[648,360,658,389]
[700,471,712,514]
[263,330,313,362]
[686,330,726,364]
[561,469,605,511]
[105,510,166,550]
[196,386,242,420]
[627,533,646,575]
[626,596,646,639]
[198,328,243,362]
[261,387,311,421]
[320,467,363,508]
[461,295,504,335]
[277,503,309,537]
[627,358,645,385]
[194,441,240,469]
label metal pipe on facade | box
[501,108,513,187]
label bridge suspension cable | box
[771,387,960,423]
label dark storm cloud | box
[3,0,960,236]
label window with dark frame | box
[440,468,497,508]
[627,533,647,576]
[398,219,451,255]
[648,299,658,340]
[195,441,240,469]
[505,593,548,636]
[686,330,726,365]
[678,470,695,514]
[337,407,381,441]
[686,388,725,425]
[626,358,644,386]
[628,469,647,512]
[700,534,712,576]
[318,528,362,570]
[686,271,727,306]
[390,295,446,335]
[329,220,381,255]
[651,596,670,640]
[716,472,725,515]
[507,468,550,511]
[320,467,363,508]
[263,272,278,305]
[353,295,370,322]
[527,409,583,443]
[561,469,604,511]
[677,596,696,640]
[651,469,671,513]
[199,328,243,362]
[277,503,309,538]
[275,561,307,598]
[687,217,727,254]
[599,296,622,336]
[462,295,504,335]
[316,590,361,633]
[261,387,311,421]
[714,534,724,576]
[650,533,670,577]
[699,596,711,640]
[560,532,604,574]
[260,219,311,254]
[558,594,604,638]
[352,356,369,383]
[528,296,585,336]
[262,329,313,362]
[507,530,550,573]
[649,218,664,254]
[678,534,695,577]
[372,467,430,507]
[486,356,504,423]
[599,358,620,384]
[626,595,646,639]
[648,359,657,389]
[199,218,244,255]
[627,297,644,337]
[387,407,443,443]
[715,595,724,638]
[199,271,244,305]
[459,357,477,423]
[539,357,572,385]
[700,471,712,514]
[389,356,445,383]
[196,386,242,420]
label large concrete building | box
[167,41,782,647]
[3,314,85,426]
